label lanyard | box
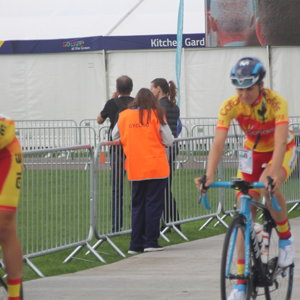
[252,94,267,150]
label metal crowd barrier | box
[14,117,300,146]
[19,145,104,277]
[18,134,300,274]
[79,117,243,141]
[16,126,97,150]
[15,119,78,128]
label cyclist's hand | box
[263,174,280,192]
[194,177,202,191]
[194,175,213,193]
[204,175,214,187]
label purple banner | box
[0,34,205,54]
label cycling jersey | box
[0,115,22,212]
[216,89,294,152]
[0,114,16,150]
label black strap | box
[253,94,267,150]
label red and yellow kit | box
[0,115,22,212]
[217,88,294,152]
[216,89,297,185]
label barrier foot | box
[64,243,106,263]
[63,245,83,263]
[213,214,229,229]
[199,216,214,231]
[24,257,45,278]
[213,214,228,227]
[85,243,106,263]
[288,202,300,213]
[172,225,188,241]
[85,239,104,255]
[160,230,170,242]
[106,237,126,258]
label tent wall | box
[1,46,300,122]
[0,52,106,122]
[106,46,300,118]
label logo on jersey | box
[220,98,240,116]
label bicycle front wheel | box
[220,215,253,300]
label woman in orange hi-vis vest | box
[112,88,174,254]
[0,114,23,300]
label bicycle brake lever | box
[266,176,281,211]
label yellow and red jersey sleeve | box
[0,116,16,150]
[265,89,289,126]
[216,96,240,130]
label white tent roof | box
[0,0,205,40]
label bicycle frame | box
[201,179,281,280]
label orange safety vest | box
[118,108,170,181]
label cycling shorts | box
[0,138,22,213]
[237,140,297,197]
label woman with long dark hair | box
[151,78,181,231]
[112,88,174,253]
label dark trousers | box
[130,178,167,250]
[111,145,125,232]
[163,144,179,224]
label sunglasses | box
[231,75,259,89]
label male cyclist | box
[0,114,23,300]
[194,57,296,300]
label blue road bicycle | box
[200,177,294,300]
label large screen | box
[206,0,300,47]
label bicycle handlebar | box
[199,178,281,211]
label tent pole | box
[105,0,145,36]
[102,49,109,100]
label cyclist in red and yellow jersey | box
[195,57,296,300]
[0,114,23,300]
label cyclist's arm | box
[205,128,228,185]
[195,128,228,191]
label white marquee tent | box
[1,0,300,123]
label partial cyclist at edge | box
[0,114,23,300]
[195,57,297,300]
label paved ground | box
[24,218,300,300]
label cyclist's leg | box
[0,140,23,299]
[0,211,23,290]
[259,141,297,268]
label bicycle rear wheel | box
[264,226,294,300]
[220,215,253,300]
